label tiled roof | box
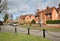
[36,7,57,16]
[20,14,35,19]
[35,10,41,16]
[20,15,26,19]
[42,7,56,14]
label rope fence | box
[46,30,60,38]
[17,28,27,32]
[0,26,60,38]
[30,29,41,33]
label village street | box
[0,24,60,41]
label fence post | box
[28,28,30,35]
[15,28,17,33]
[43,29,45,38]
[0,27,1,32]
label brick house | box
[19,15,25,24]
[19,14,37,24]
[36,4,60,24]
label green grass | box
[20,24,41,29]
[20,24,60,32]
[0,32,51,41]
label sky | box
[0,0,60,21]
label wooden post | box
[15,28,17,33]
[43,29,45,38]
[28,28,30,35]
[0,27,1,32]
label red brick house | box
[19,14,37,24]
[36,4,60,24]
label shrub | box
[31,19,36,24]
[46,20,60,24]
[19,20,25,25]
[24,21,30,24]
[0,21,3,25]
[4,14,9,22]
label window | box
[47,13,51,17]
[47,14,51,17]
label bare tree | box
[0,0,8,21]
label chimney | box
[47,6,49,9]
[37,9,39,12]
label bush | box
[46,20,60,24]
[31,19,36,24]
[0,21,3,25]
[19,22,24,25]
[4,14,9,22]
[24,21,30,24]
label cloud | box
[26,0,42,10]
[4,0,60,14]
[7,9,18,14]
[5,0,60,14]
[42,0,60,9]
[7,0,42,15]
[1,0,60,20]
[7,0,31,14]
[17,4,30,12]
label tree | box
[31,19,36,24]
[0,0,8,21]
[3,14,9,22]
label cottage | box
[36,4,60,24]
[19,14,36,24]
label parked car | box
[9,22,17,26]
[0,21,3,25]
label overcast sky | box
[0,0,60,20]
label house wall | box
[41,11,46,24]
[36,11,46,24]
[25,16,31,22]
[52,8,58,20]
[35,17,39,23]
[30,15,35,21]
[58,11,60,20]
[19,19,24,24]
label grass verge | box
[0,32,51,41]
[20,24,60,32]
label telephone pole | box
[39,0,43,27]
[40,11,43,27]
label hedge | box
[46,20,60,24]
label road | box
[0,24,60,41]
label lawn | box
[20,24,60,32]
[0,32,51,41]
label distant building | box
[36,4,60,24]
[19,14,38,24]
